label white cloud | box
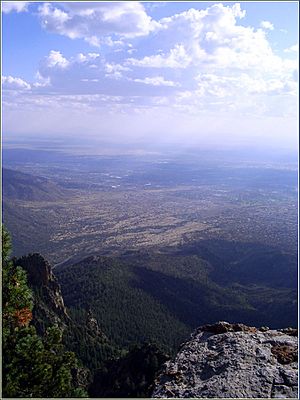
[194,73,296,98]
[2,1,29,13]
[105,63,131,79]
[38,2,159,46]
[2,2,298,150]
[2,75,31,90]
[44,50,70,69]
[284,44,299,53]
[126,3,280,74]
[6,1,298,112]
[260,20,274,30]
[34,50,179,98]
[127,44,192,68]
[33,71,51,88]
[133,76,179,87]
[77,53,100,62]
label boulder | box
[152,322,298,398]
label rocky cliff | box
[14,253,118,373]
[15,253,69,332]
[152,322,298,398]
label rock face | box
[15,253,69,332]
[14,253,118,375]
[152,322,298,398]
[86,309,109,341]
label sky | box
[1,1,299,151]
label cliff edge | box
[152,321,298,398]
[15,253,69,331]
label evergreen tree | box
[2,227,87,398]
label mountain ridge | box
[3,168,68,202]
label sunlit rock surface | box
[152,322,298,398]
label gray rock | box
[152,322,298,398]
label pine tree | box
[2,227,87,397]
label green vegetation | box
[57,256,190,354]
[3,224,297,398]
[14,253,120,373]
[2,229,172,397]
[56,247,297,358]
[3,155,297,398]
[62,309,119,371]
[2,227,87,398]
[89,343,169,398]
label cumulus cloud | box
[38,2,159,46]
[2,75,31,90]
[5,3,298,105]
[127,44,192,68]
[35,50,179,98]
[126,3,282,74]
[2,1,29,13]
[2,2,298,150]
[260,20,274,30]
[44,50,70,68]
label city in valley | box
[3,147,297,265]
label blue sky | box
[2,1,299,150]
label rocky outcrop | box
[15,253,68,318]
[15,253,69,333]
[152,321,298,398]
[14,253,119,375]
[86,309,109,341]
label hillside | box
[2,158,297,396]
[11,251,170,397]
[56,247,297,356]
[3,168,72,257]
[4,236,298,398]
[15,253,119,372]
[2,229,89,398]
[56,255,190,353]
[2,168,67,201]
